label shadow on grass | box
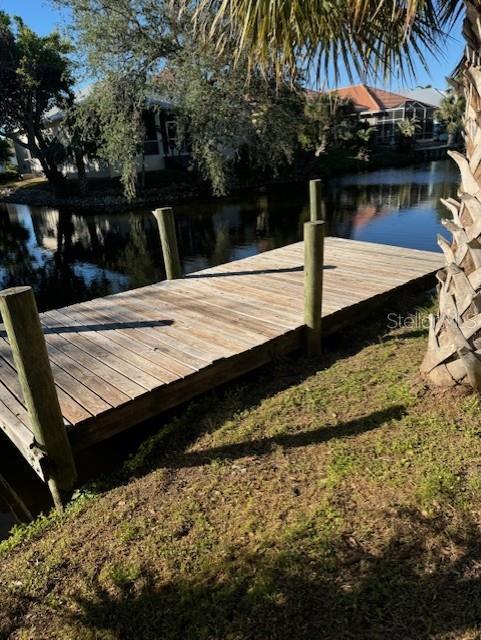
[80,289,433,486]
[167,405,406,469]
[66,508,481,640]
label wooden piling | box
[304,221,325,356]
[0,286,77,510]
[309,179,325,222]
[153,207,182,280]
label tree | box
[435,88,465,144]
[420,8,481,390]
[80,75,146,200]
[55,0,304,197]
[162,42,303,195]
[0,12,75,188]
[59,101,98,196]
[299,92,376,161]
[300,93,357,156]
[187,0,481,393]
[0,137,12,165]
[396,118,420,150]
[353,123,377,161]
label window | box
[166,120,178,152]
[143,111,157,140]
[142,110,159,155]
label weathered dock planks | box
[0,237,443,476]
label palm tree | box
[187,1,455,80]
[396,117,421,149]
[435,89,465,144]
[187,0,481,391]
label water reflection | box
[0,160,457,314]
[329,163,457,250]
[0,158,459,537]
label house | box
[401,87,445,108]
[324,84,444,145]
[13,87,189,179]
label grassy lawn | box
[2,293,481,639]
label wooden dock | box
[0,237,443,482]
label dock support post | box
[304,221,325,356]
[309,179,325,222]
[0,286,77,511]
[153,207,182,280]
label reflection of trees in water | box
[114,215,162,288]
[0,213,36,287]
[21,193,307,298]
[176,213,218,267]
[0,211,112,311]
[0,160,460,310]
[175,194,303,267]
[327,177,457,239]
[30,209,163,293]
[42,213,112,310]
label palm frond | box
[179,0,464,83]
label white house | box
[13,87,189,179]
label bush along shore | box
[0,147,422,213]
[0,174,203,212]
[4,292,481,639]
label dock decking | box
[0,238,443,480]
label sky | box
[0,0,69,35]
[0,0,466,92]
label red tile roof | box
[370,87,410,110]
[335,85,381,111]
[309,84,414,113]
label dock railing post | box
[153,207,182,280]
[304,221,325,356]
[0,286,77,511]
[309,178,325,222]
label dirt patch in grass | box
[3,293,481,639]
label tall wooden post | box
[153,207,182,280]
[309,178,325,222]
[0,286,77,510]
[304,221,325,356]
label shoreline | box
[0,149,446,213]
[0,180,203,212]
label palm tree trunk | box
[421,1,481,389]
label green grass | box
[3,293,481,639]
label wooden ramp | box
[0,238,443,478]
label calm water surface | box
[0,158,458,536]
[0,159,457,312]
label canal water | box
[0,158,459,537]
